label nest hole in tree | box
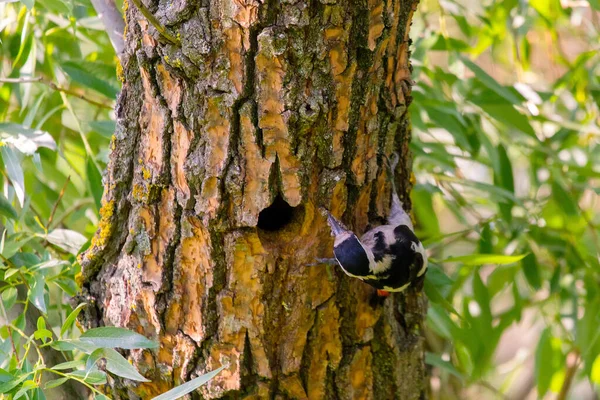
[257,194,297,232]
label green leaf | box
[61,303,86,338]
[412,185,441,237]
[427,303,459,340]
[28,274,47,313]
[591,355,600,384]
[44,378,69,390]
[68,370,107,385]
[0,193,18,220]
[494,144,514,222]
[425,352,464,381]
[535,328,564,396]
[46,229,88,255]
[86,348,105,372]
[459,55,522,105]
[80,327,158,350]
[50,339,98,354]
[151,366,225,400]
[87,121,116,138]
[521,253,541,290]
[551,181,579,217]
[21,0,35,9]
[1,146,25,207]
[424,277,461,317]
[1,287,18,310]
[441,253,526,266]
[34,328,53,341]
[87,157,103,212]
[102,348,150,382]
[61,61,119,99]
[0,372,29,393]
[52,360,85,371]
[476,102,535,137]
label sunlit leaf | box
[1,146,25,206]
[0,123,57,155]
[28,274,47,313]
[80,327,158,350]
[102,348,150,382]
[1,287,18,310]
[441,254,526,266]
[46,229,88,255]
[151,366,225,400]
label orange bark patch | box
[280,375,308,399]
[139,67,165,177]
[224,26,244,95]
[217,233,271,379]
[237,107,271,226]
[205,98,230,177]
[197,176,221,224]
[307,300,342,399]
[166,217,214,342]
[368,0,384,51]
[256,31,302,206]
[341,346,374,399]
[141,189,176,289]
[171,122,193,202]
[156,64,182,117]
[353,182,372,234]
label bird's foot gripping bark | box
[304,257,338,267]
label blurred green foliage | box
[0,0,599,398]
[412,0,600,398]
[0,0,124,397]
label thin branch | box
[0,77,113,110]
[89,0,125,54]
[556,350,580,400]
[47,176,71,230]
[129,0,180,45]
[476,380,510,400]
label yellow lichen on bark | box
[237,106,271,226]
[340,347,374,400]
[368,0,384,51]
[307,300,342,400]
[224,26,244,95]
[324,16,355,168]
[256,30,301,206]
[209,233,271,395]
[165,217,214,342]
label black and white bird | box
[321,154,427,296]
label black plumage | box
[322,154,427,294]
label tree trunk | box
[80,0,426,398]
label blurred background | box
[411,1,600,399]
[0,0,599,399]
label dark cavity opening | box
[257,195,295,231]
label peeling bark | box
[80,0,426,398]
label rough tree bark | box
[80,0,426,398]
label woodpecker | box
[321,154,427,296]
